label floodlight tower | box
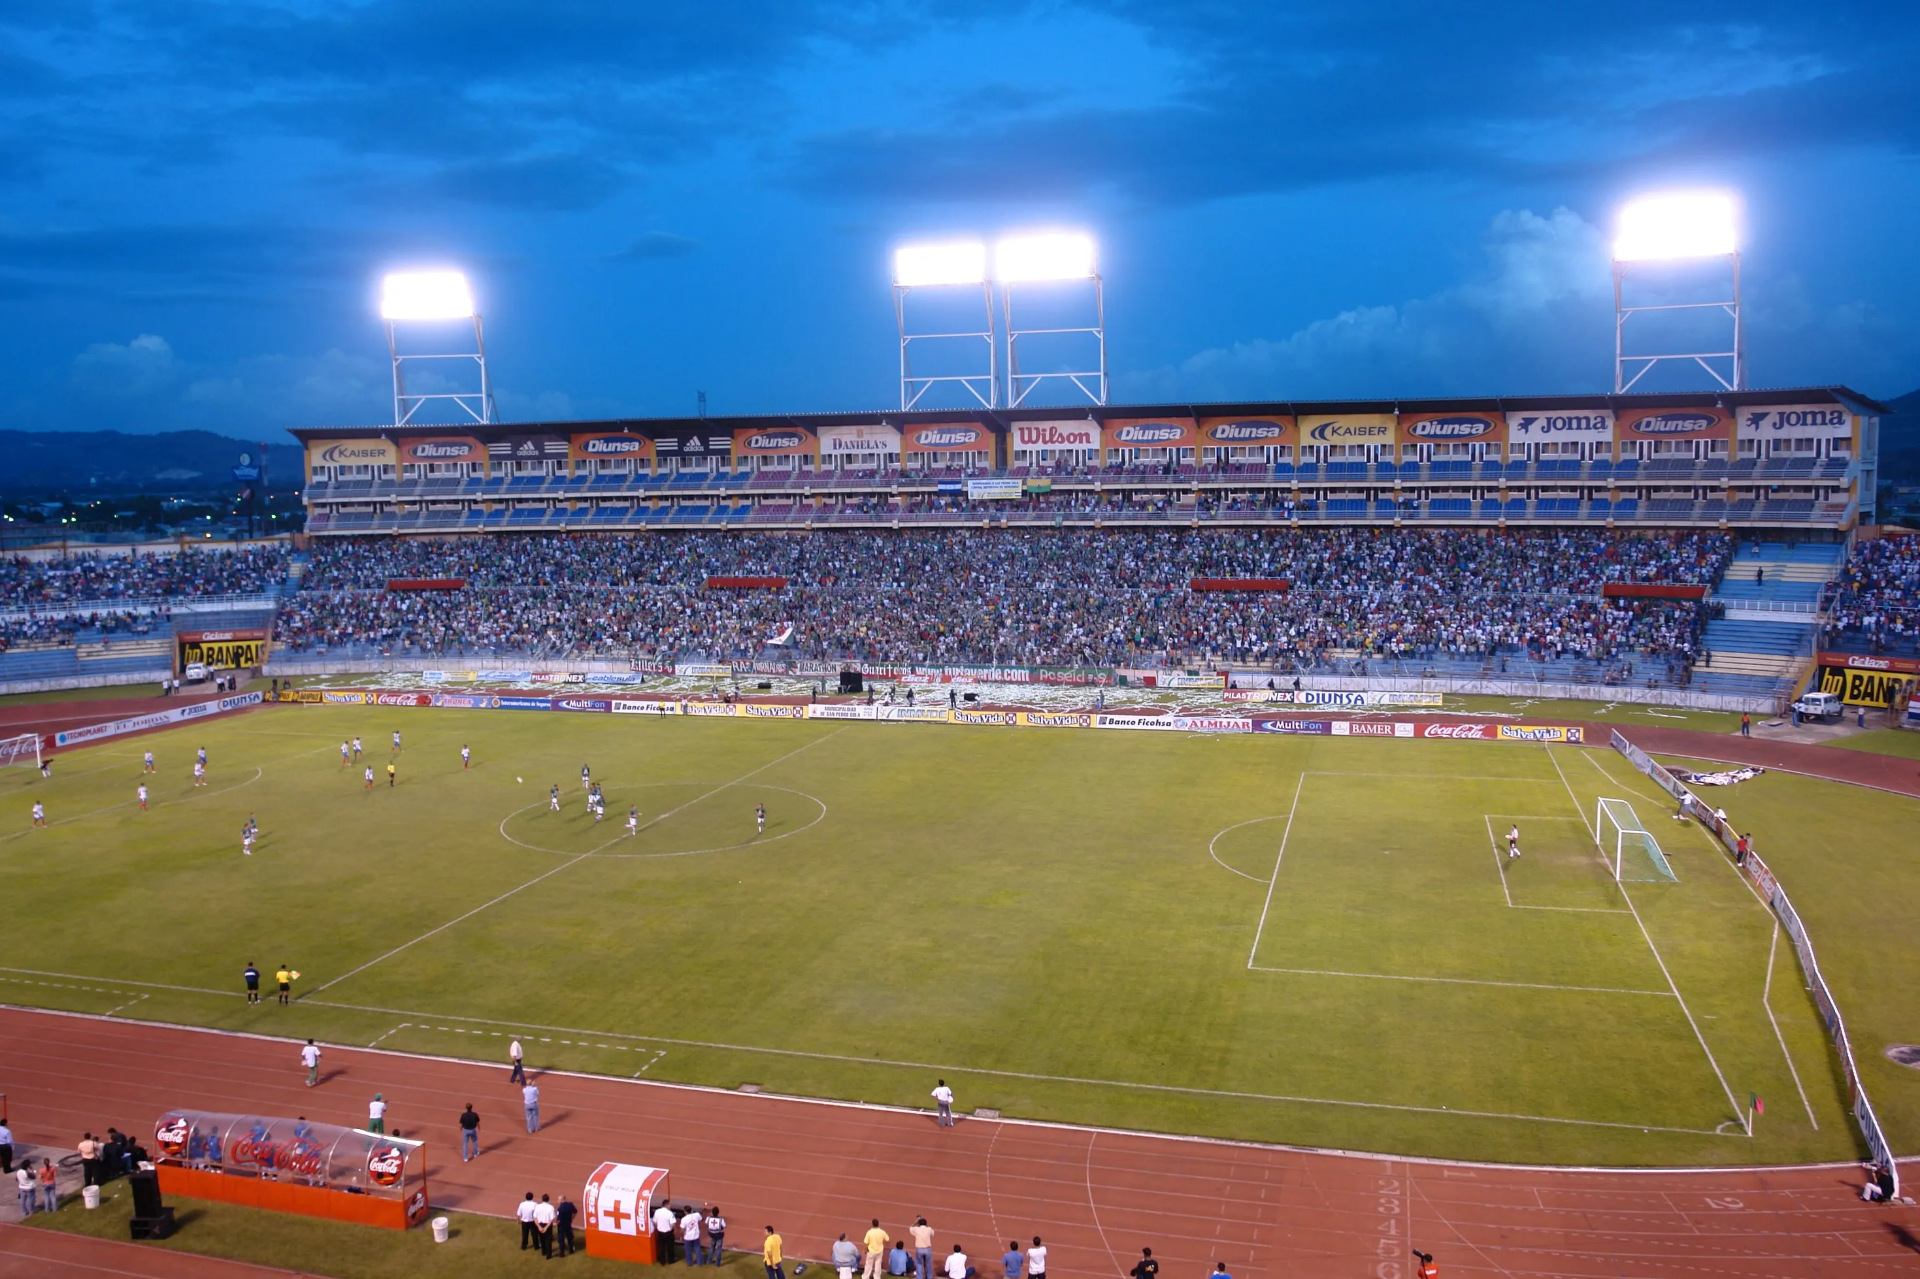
[381,269,496,425]
[894,242,997,410]
[997,233,1106,407]
[1612,193,1743,392]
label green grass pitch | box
[2,702,1908,1168]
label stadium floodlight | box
[380,268,494,426]
[894,241,998,411]
[893,242,988,288]
[1613,192,1737,262]
[380,270,476,321]
[1611,191,1743,393]
[994,233,1096,283]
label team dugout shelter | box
[152,1110,429,1230]
[295,387,1884,537]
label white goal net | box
[1595,797,1678,882]
[0,733,42,770]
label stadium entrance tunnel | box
[499,781,826,859]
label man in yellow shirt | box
[864,1220,891,1279]
[763,1226,784,1279]
[274,965,299,1005]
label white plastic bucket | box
[432,1216,450,1243]
[82,1185,101,1210]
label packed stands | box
[0,546,288,607]
[1822,534,1920,657]
[276,529,1732,679]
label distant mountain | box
[1880,389,1920,485]
[0,430,304,496]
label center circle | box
[499,781,827,859]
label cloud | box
[1119,208,1614,401]
[71,334,181,398]
[602,232,700,262]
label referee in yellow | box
[275,964,300,1006]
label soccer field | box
[0,703,1887,1167]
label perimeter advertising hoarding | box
[52,691,264,748]
[1504,409,1612,447]
[1008,419,1099,453]
[967,477,1023,500]
[904,422,992,455]
[570,432,656,465]
[307,438,395,478]
[1225,689,1445,708]
[1615,406,1734,445]
[400,436,487,466]
[733,425,817,459]
[1396,412,1505,450]
[1297,414,1395,449]
[1198,417,1294,449]
[1815,655,1917,708]
[1736,404,1852,442]
[817,422,901,460]
[1102,417,1197,452]
[178,629,269,670]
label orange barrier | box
[157,1163,427,1229]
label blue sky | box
[2,1,1918,440]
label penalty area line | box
[1248,964,1670,997]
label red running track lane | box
[0,1223,302,1279]
[0,689,260,752]
[2,1007,1916,1279]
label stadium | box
[2,148,1920,1279]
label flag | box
[1752,1095,1764,1116]
[767,623,794,646]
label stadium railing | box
[1611,729,1899,1198]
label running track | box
[2,1008,1914,1279]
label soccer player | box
[242,819,255,856]
[243,961,261,1004]
[351,736,363,760]
[197,746,208,769]
[364,765,375,790]
[1507,824,1521,859]
[143,750,155,774]
[626,805,640,836]
[756,803,766,834]
[548,784,561,813]
[137,783,148,810]
[193,760,206,788]
[38,758,50,779]
[581,764,591,791]
[461,744,471,770]
[391,730,402,754]
[340,741,351,766]
[31,801,46,828]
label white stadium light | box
[994,233,1096,283]
[380,270,476,320]
[1612,192,1737,262]
[893,242,988,288]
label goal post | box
[0,733,42,770]
[1595,797,1679,883]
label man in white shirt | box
[533,1193,558,1258]
[518,1192,539,1250]
[1026,1238,1046,1279]
[944,1245,976,1279]
[510,1039,526,1084]
[300,1039,321,1087]
[683,1204,706,1263]
[522,1081,541,1132]
[653,1202,680,1263]
[931,1080,955,1127]
[367,1093,387,1134]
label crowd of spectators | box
[0,547,287,608]
[1821,534,1920,656]
[277,529,1731,673]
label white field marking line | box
[17,1002,1786,1162]
[1207,816,1285,884]
[1762,920,1819,1131]
[0,965,235,998]
[102,993,149,1018]
[1085,1132,1127,1279]
[0,766,265,845]
[1585,750,1777,910]
[1245,772,1306,967]
[1303,771,1559,782]
[1546,744,1746,1131]
[368,1023,410,1048]
[1247,964,1671,997]
[498,782,828,860]
[291,993,1729,1137]
[634,1049,666,1076]
[1481,813,1630,915]
[308,729,849,999]
[629,728,845,839]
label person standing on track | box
[13,1164,30,1217]
[1129,1248,1158,1279]
[509,1038,526,1084]
[301,1039,321,1087]
[910,1218,934,1279]
[1001,1243,1025,1279]
[367,1093,386,1135]
[522,1080,540,1133]
[459,1103,480,1161]
[1026,1238,1046,1279]
[762,1225,783,1279]
[243,961,260,1004]
[931,1080,954,1127]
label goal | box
[0,733,42,770]
[1595,797,1678,882]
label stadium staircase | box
[1711,542,1844,612]
[1694,618,1815,699]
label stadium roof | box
[287,385,1889,442]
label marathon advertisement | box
[1199,416,1294,449]
[1397,412,1505,448]
[904,422,991,455]
[733,425,816,459]
[1298,414,1394,448]
[570,431,656,465]
[1815,658,1917,708]
[400,435,487,466]
[308,437,396,477]
[1615,406,1734,443]
[52,691,264,748]
[1102,417,1196,453]
[177,628,268,671]
[1737,404,1852,442]
[1505,409,1612,445]
[817,422,901,461]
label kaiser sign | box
[1301,414,1393,446]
